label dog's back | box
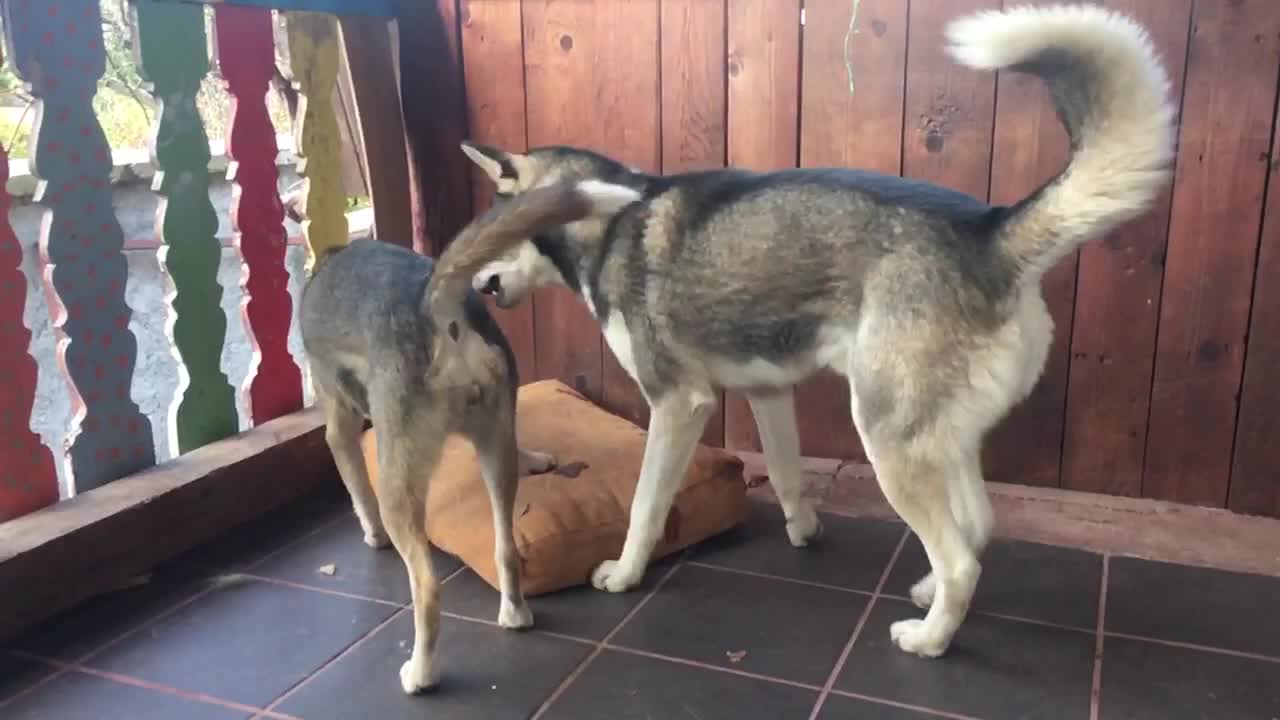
[300,239,516,417]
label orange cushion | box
[360,379,748,595]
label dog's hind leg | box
[591,387,718,593]
[473,420,534,630]
[321,392,388,549]
[375,429,445,694]
[909,449,994,610]
[746,389,823,547]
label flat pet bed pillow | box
[360,379,748,596]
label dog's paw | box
[889,618,950,658]
[521,450,557,475]
[590,559,642,593]
[909,574,936,610]
[363,529,391,550]
[786,506,823,547]
[399,655,439,695]
[497,599,534,630]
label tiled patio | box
[3,485,1278,719]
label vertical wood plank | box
[723,0,800,452]
[1060,0,1192,497]
[1230,64,1280,517]
[459,0,536,381]
[395,0,472,256]
[1144,0,1280,507]
[522,0,661,406]
[133,0,239,454]
[6,0,157,490]
[0,33,59,520]
[286,12,350,271]
[793,0,908,461]
[661,0,727,446]
[983,0,1073,488]
[338,16,414,246]
[215,5,305,424]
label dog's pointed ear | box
[461,141,528,187]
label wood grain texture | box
[661,0,727,447]
[8,0,157,491]
[133,0,239,455]
[1144,0,1280,507]
[1060,0,1192,497]
[723,0,800,452]
[1230,76,1280,517]
[984,0,1073,488]
[215,4,304,424]
[458,0,536,383]
[522,0,661,406]
[286,11,350,271]
[0,36,59,521]
[338,15,413,246]
[792,0,908,461]
[395,0,472,256]
[0,408,336,642]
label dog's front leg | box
[591,389,717,593]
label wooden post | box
[0,32,59,521]
[214,4,304,424]
[285,11,350,271]
[4,0,157,491]
[131,0,239,454]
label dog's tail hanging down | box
[947,4,1177,279]
[425,180,640,311]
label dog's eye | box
[482,275,502,295]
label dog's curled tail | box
[947,4,1176,278]
[425,180,640,310]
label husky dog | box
[300,181,637,693]
[457,4,1175,658]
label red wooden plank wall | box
[446,0,1280,519]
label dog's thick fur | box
[299,182,636,693]
[459,5,1176,658]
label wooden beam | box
[0,408,338,641]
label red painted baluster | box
[214,5,303,423]
[0,38,59,521]
[4,0,155,492]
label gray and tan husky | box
[300,181,637,693]
[457,4,1176,658]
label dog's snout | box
[481,274,502,295]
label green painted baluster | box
[132,0,238,452]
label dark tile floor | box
[4,490,1279,719]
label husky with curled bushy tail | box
[459,4,1176,657]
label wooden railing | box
[0,0,400,522]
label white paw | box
[522,450,557,474]
[909,574,936,610]
[786,506,823,547]
[497,599,534,630]
[590,559,643,593]
[363,529,391,550]
[399,655,438,695]
[889,618,950,658]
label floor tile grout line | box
[0,653,71,712]
[807,526,912,720]
[6,651,298,719]
[597,643,825,692]
[240,510,352,573]
[687,557,1097,635]
[1102,631,1280,665]
[1089,553,1110,720]
[260,606,409,716]
[238,572,407,608]
[529,559,686,720]
[827,689,984,720]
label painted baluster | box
[132,0,238,453]
[0,35,59,521]
[5,0,156,491]
[285,11,348,271]
[214,5,303,423]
